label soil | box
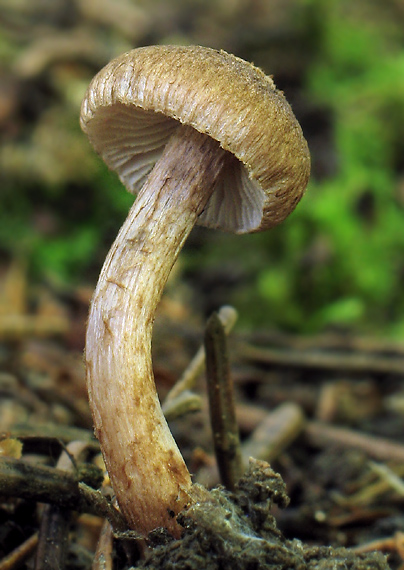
[1,284,403,568]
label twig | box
[93,520,114,570]
[241,402,306,465]
[34,505,71,570]
[0,533,38,570]
[331,464,404,509]
[34,442,89,570]
[204,311,243,491]
[352,531,404,560]
[0,456,126,531]
[6,424,99,451]
[369,462,404,496]
[162,390,202,422]
[234,402,268,433]
[248,329,404,356]
[79,483,128,533]
[305,421,404,463]
[241,342,404,375]
[163,305,238,407]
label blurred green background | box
[1,0,404,335]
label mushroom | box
[80,45,310,537]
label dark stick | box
[34,506,71,570]
[204,312,243,491]
[0,456,126,531]
[34,442,88,570]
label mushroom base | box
[86,125,228,536]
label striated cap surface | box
[80,45,310,233]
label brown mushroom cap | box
[80,45,310,233]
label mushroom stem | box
[86,125,227,536]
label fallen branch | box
[0,456,126,531]
[305,421,404,463]
[241,343,404,375]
